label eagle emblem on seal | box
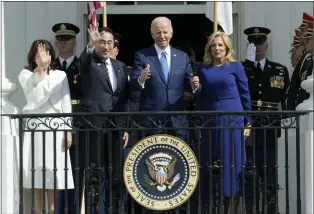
[144,153,181,192]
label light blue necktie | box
[161,51,169,82]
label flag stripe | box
[87,1,104,26]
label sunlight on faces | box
[151,18,173,49]
[95,31,114,59]
[255,41,268,59]
[210,36,227,60]
[110,46,119,60]
[55,38,76,54]
[204,31,235,65]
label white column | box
[295,14,314,212]
[0,2,20,214]
[295,75,314,214]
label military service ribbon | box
[73,74,78,84]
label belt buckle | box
[257,100,263,107]
[71,100,80,105]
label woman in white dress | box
[18,40,74,214]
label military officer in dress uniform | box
[287,13,313,110]
[242,27,290,214]
[110,32,122,60]
[298,12,313,45]
[290,29,304,68]
[52,22,84,214]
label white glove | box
[246,43,256,62]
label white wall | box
[3,2,84,109]
[238,2,313,77]
[4,1,313,108]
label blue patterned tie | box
[161,51,169,82]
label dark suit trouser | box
[80,120,123,214]
[245,130,278,214]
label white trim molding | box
[81,2,239,15]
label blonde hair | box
[203,31,236,65]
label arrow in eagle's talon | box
[168,174,181,189]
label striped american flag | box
[87,1,104,26]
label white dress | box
[18,69,74,190]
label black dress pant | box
[245,129,278,214]
[79,115,124,214]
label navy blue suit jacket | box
[130,45,193,112]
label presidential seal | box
[123,134,199,211]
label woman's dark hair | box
[25,39,57,72]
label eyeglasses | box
[98,40,114,47]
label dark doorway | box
[98,14,219,66]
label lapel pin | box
[98,63,102,66]
[268,65,271,68]
[173,54,176,57]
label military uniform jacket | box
[286,53,313,110]
[242,59,290,110]
[242,59,290,137]
[55,57,84,104]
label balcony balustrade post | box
[0,2,20,213]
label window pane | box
[186,1,205,4]
[136,1,184,5]
[107,1,135,5]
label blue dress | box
[195,61,251,198]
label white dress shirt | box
[138,44,171,88]
[105,58,117,92]
[85,45,117,92]
[58,55,75,69]
[154,43,171,71]
[254,58,266,71]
